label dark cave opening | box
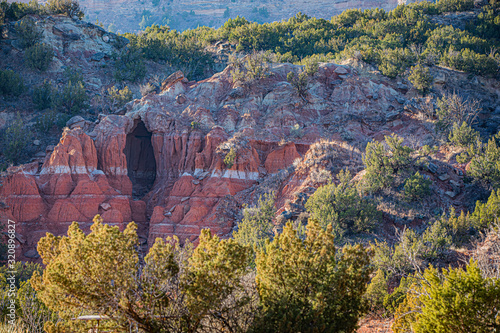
[124,120,156,198]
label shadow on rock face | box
[124,120,156,198]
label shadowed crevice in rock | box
[124,120,156,199]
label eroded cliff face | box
[1,60,498,260]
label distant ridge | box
[7,0,401,32]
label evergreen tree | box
[233,192,276,251]
[393,261,500,333]
[252,220,372,333]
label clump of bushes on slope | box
[32,80,55,110]
[0,0,83,23]
[26,214,372,333]
[305,169,380,238]
[393,261,500,333]
[121,24,214,81]
[15,17,43,48]
[113,49,146,83]
[457,131,500,188]
[408,63,433,94]
[25,43,54,71]
[362,134,424,195]
[2,112,28,164]
[172,0,499,79]
[0,69,24,97]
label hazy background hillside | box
[8,0,403,32]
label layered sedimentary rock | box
[2,60,494,259]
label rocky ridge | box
[2,55,499,260]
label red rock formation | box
[264,143,301,174]
[0,62,469,259]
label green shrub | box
[437,191,500,246]
[230,51,272,85]
[46,0,84,19]
[457,132,500,188]
[303,58,319,76]
[364,269,389,313]
[224,147,236,168]
[470,2,500,41]
[57,80,88,114]
[124,24,213,80]
[440,207,474,246]
[404,171,431,201]
[362,134,413,192]
[383,275,413,314]
[63,67,84,83]
[425,25,490,54]
[2,0,45,22]
[420,218,453,261]
[371,236,417,277]
[35,109,57,133]
[245,52,272,80]
[436,92,480,134]
[448,121,480,147]
[393,261,500,333]
[287,71,308,101]
[440,47,499,77]
[253,220,372,333]
[385,134,413,169]
[362,140,394,192]
[377,48,417,78]
[25,43,54,71]
[469,188,500,230]
[233,192,275,251]
[305,170,380,238]
[15,17,43,48]
[408,64,433,94]
[371,223,452,278]
[2,112,28,164]
[107,85,133,109]
[33,80,55,110]
[0,69,24,97]
[113,50,146,83]
[436,0,474,12]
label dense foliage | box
[393,261,500,333]
[0,69,24,97]
[233,192,276,251]
[72,0,496,85]
[305,170,380,238]
[145,0,499,79]
[121,25,214,80]
[253,220,372,333]
[457,131,500,188]
[0,0,83,23]
[362,134,417,193]
[29,215,373,332]
[25,43,54,71]
[34,215,254,332]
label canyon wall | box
[3,57,495,260]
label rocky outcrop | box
[1,14,128,70]
[0,60,486,259]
